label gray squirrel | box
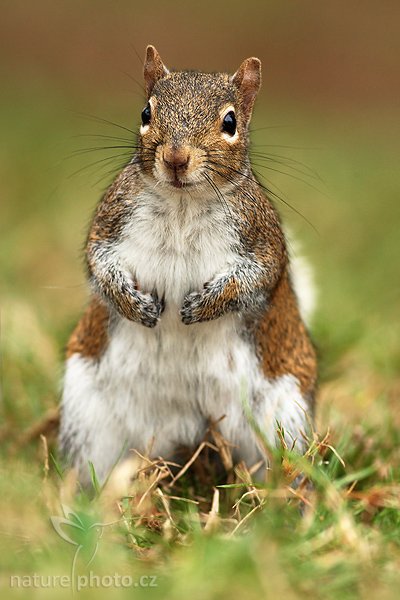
[60,45,317,486]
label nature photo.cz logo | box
[50,504,105,579]
[10,504,157,593]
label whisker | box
[121,70,146,97]
[68,152,134,179]
[204,165,259,223]
[249,152,322,182]
[73,133,137,144]
[129,43,145,69]
[205,160,318,233]
[91,159,134,188]
[203,172,234,222]
[205,165,256,206]
[67,145,142,159]
[248,125,290,133]
[251,143,320,150]
[72,112,138,137]
[250,162,327,200]
[207,148,321,185]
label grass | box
[1,80,400,599]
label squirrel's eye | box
[141,103,151,126]
[222,111,236,136]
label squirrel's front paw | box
[180,287,224,325]
[117,288,164,328]
[136,291,164,328]
[180,291,204,325]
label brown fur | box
[66,296,110,359]
[254,270,317,399]
[87,165,138,245]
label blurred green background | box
[1,1,400,598]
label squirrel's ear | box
[144,45,169,97]
[231,57,261,123]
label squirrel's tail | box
[286,229,317,327]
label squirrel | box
[60,45,317,486]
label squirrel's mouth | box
[169,178,193,189]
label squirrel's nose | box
[163,146,190,172]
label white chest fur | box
[118,191,238,303]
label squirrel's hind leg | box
[60,353,130,488]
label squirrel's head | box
[137,45,261,198]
